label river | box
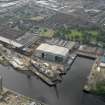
[0,57,105,105]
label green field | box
[39,28,55,38]
[55,27,102,45]
[67,29,83,40]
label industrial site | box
[0,25,78,86]
[0,0,105,105]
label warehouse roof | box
[0,36,22,48]
[36,43,69,56]
[0,25,23,40]
[0,26,40,48]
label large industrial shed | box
[0,26,40,48]
[0,36,23,48]
[34,43,69,63]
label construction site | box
[0,25,105,87]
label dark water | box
[0,57,105,105]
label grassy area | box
[94,81,105,95]
[85,30,99,41]
[29,16,44,21]
[15,16,45,22]
[67,29,83,40]
[55,27,103,45]
[39,28,55,38]
[88,30,98,36]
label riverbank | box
[0,43,77,86]
[84,56,105,96]
[0,57,100,105]
[0,87,47,105]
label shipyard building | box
[34,43,69,63]
[0,26,40,49]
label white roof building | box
[36,43,69,57]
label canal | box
[0,57,105,105]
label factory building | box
[34,43,69,63]
[0,26,40,49]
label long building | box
[35,43,69,63]
[0,26,40,48]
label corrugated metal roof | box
[0,25,23,40]
[36,43,69,56]
[0,36,22,48]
